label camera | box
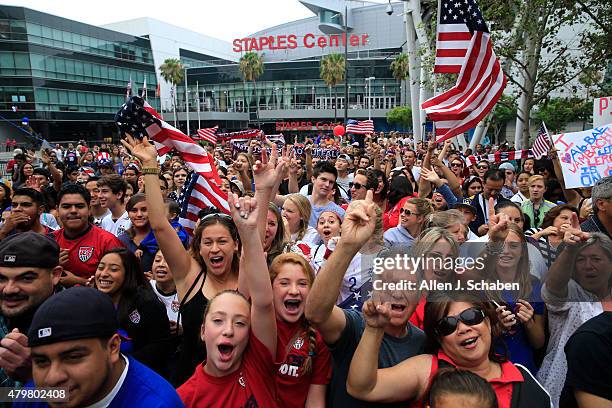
[385,3,393,15]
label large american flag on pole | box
[346,119,374,135]
[194,126,219,145]
[423,0,506,143]
[434,0,473,73]
[531,122,552,159]
[140,102,230,231]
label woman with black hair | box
[0,182,11,212]
[94,248,171,377]
[383,173,414,230]
[118,194,157,273]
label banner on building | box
[553,124,612,188]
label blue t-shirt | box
[495,279,545,375]
[13,355,184,408]
[307,196,345,228]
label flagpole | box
[196,81,201,130]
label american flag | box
[141,78,147,100]
[140,101,230,230]
[531,122,552,159]
[423,0,506,143]
[176,172,229,235]
[346,119,374,135]
[434,0,473,73]
[194,126,219,144]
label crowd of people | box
[0,130,610,408]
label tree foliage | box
[159,58,184,86]
[320,53,345,119]
[239,52,264,82]
[390,53,409,81]
[534,97,591,133]
[386,106,413,129]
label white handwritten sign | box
[553,124,612,188]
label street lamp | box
[365,77,375,120]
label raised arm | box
[347,301,428,402]
[431,156,461,197]
[41,150,62,193]
[551,149,580,206]
[545,213,590,298]
[229,193,276,356]
[305,190,377,344]
[121,136,192,284]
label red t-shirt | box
[275,319,332,408]
[383,195,414,231]
[178,332,278,408]
[52,225,124,278]
[417,351,524,408]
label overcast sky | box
[5,0,386,42]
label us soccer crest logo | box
[78,246,94,262]
[293,337,304,350]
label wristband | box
[141,167,159,175]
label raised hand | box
[341,190,377,249]
[25,176,41,192]
[487,197,508,242]
[253,142,288,191]
[420,167,442,187]
[362,300,391,329]
[120,135,158,166]
[228,193,259,233]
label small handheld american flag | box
[531,122,552,159]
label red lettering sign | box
[233,33,369,52]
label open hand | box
[120,135,158,166]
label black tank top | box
[171,270,208,387]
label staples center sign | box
[233,33,369,52]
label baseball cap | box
[452,202,477,215]
[498,162,515,172]
[28,287,119,347]
[98,158,113,168]
[0,232,60,269]
[337,153,351,162]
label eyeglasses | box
[349,182,365,190]
[435,307,486,337]
[476,165,489,170]
[400,208,419,216]
[451,163,463,168]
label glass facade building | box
[0,6,158,141]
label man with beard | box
[51,184,123,287]
[0,188,49,241]
[0,232,62,387]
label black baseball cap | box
[0,232,60,269]
[452,202,477,215]
[28,287,119,347]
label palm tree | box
[390,53,409,106]
[159,58,184,126]
[239,52,264,126]
[320,53,345,120]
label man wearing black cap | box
[0,232,62,387]
[20,287,183,408]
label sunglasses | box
[349,182,365,190]
[435,307,485,337]
[476,165,489,170]
[451,163,463,168]
[200,213,233,222]
[400,208,419,216]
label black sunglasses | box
[400,208,419,216]
[476,165,489,170]
[435,307,486,337]
[451,162,463,167]
[349,182,365,190]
